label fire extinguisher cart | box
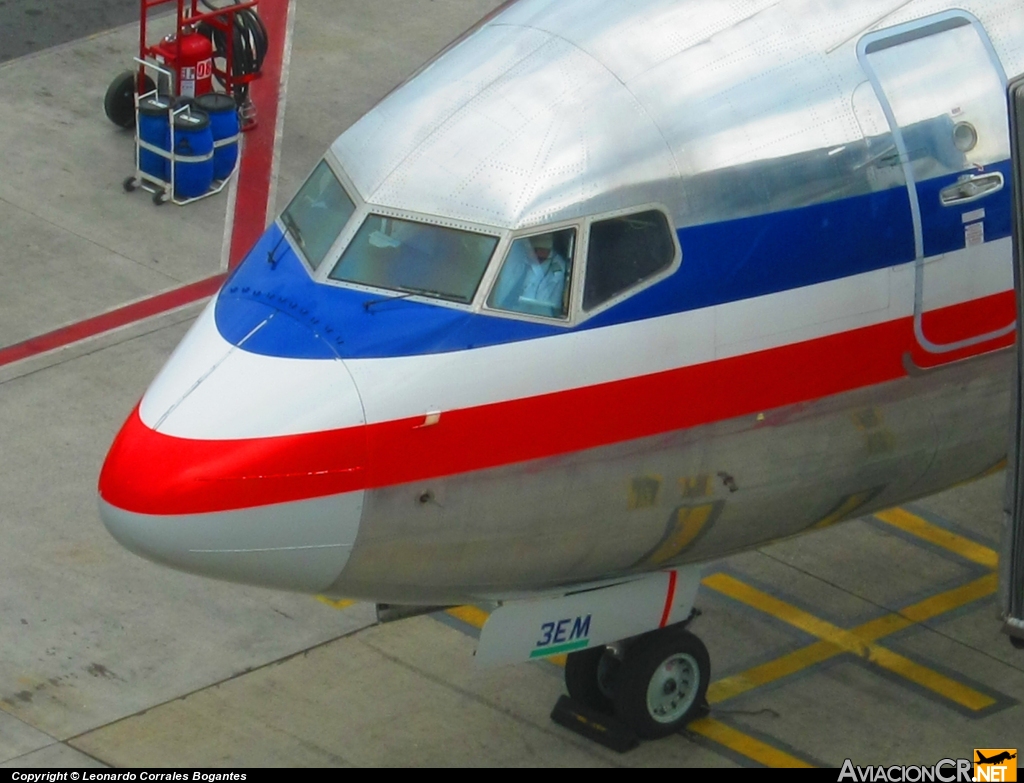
[106,0,266,206]
[103,0,264,130]
[123,60,235,207]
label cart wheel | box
[152,189,169,206]
[123,176,139,193]
[104,70,156,130]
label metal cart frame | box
[123,60,236,206]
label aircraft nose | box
[99,483,364,593]
[98,301,367,592]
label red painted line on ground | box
[660,570,678,628]
[0,275,227,370]
[0,2,289,370]
[228,0,290,269]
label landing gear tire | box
[1010,635,1024,650]
[613,627,709,739]
[564,646,621,714]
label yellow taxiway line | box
[707,573,997,705]
[873,508,998,569]
[316,596,355,610]
[687,717,813,768]
[707,507,999,711]
[703,573,995,711]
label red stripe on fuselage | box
[912,294,1016,367]
[660,570,678,628]
[99,291,1015,516]
[100,404,367,515]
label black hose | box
[197,1,268,106]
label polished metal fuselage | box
[334,352,1011,603]
[334,0,1024,231]
[323,0,1024,603]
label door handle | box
[939,172,1004,206]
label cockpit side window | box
[328,214,499,304]
[281,160,356,271]
[487,228,576,319]
[583,211,675,311]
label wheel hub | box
[647,652,699,724]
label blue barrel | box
[137,97,171,181]
[172,110,214,199]
[195,93,239,181]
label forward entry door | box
[1002,75,1024,648]
[860,11,1015,354]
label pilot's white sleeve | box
[535,254,567,308]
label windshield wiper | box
[281,210,305,249]
[362,286,465,311]
[363,290,419,311]
[414,287,462,301]
[267,225,289,269]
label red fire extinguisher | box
[173,27,214,99]
[103,2,267,131]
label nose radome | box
[99,491,365,593]
[98,299,368,593]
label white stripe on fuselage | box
[143,239,1011,440]
[140,302,366,439]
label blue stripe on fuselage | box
[215,164,1011,360]
[917,160,1013,258]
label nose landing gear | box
[473,567,706,747]
[564,625,710,741]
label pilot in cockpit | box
[490,231,570,318]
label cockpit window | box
[487,228,575,319]
[328,215,499,304]
[281,161,356,271]
[584,211,675,311]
